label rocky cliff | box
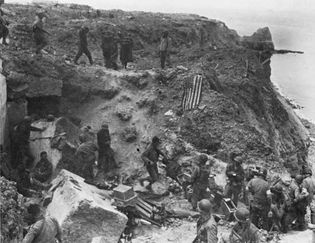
[0,3,309,177]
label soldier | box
[284,174,309,231]
[97,124,116,173]
[141,136,167,183]
[229,208,259,243]
[120,33,133,69]
[193,199,218,243]
[159,31,171,69]
[191,154,211,210]
[74,26,93,65]
[75,136,98,181]
[246,168,269,230]
[32,12,49,54]
[268,184,287,232]
[101,31,118,70]
[31,151,53,183]
[225,153,245,205]
[22,204,62,243]
[0,8,9,45]
[12,116,46,169]
[302,168,315,206]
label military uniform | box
[97,127,116,173]
[195,215,218,243]
[33,158,53,183]
[284,178,309,231]
[141,144,164,183]
[247,177,269,230]
[23,216,62,243]
[75,141,98,180]
[32,18,48,54]
[0,12,9,45]
[159,34,171,69]
[225,163,245,205]
[191,164,210,210]
[120,36,133,68]
[12,120,43,168]
[74,27,93,65]
[101,34,118,69]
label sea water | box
[214,10,315,123]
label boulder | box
[115,107,133,121]
[241,27,274,51]
[29,117,80,171]
[46,170,128,243]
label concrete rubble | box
[46,169,128,243]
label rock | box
[46,170,128,243]
[122,73,149,89]
[121,126,138,142]
[241,27,274,51]
[115,107,133,121]
[151,179,170,196]
[29,117,80,171]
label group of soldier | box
[140,137,315,243]
[1,6,172,70]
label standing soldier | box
[285,175,309,231]
[97,124,116,173]
[12,116,45,169]
[0,8,9,45]
[246,168,269,230]
[120,33,133,69]
[193,199,218,243]
[74,26,93,65]
[225,153,245,206]
[191,154,211,211]
[302,168,315,205]
[75,135,98,182]
[32,12,49,54]
[141,136,167,183]
[268,184,287,232]
[159,31,171,69]
[101,31,118,70]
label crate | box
[221,198,236,221]
[113,184,136,202]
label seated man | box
[32,151,53,183]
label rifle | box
[30,132,66,141]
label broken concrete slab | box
[29,117,80,171]
[46,170,128,243]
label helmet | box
[234,207,250,223]
[271,184,283,194]
[305,168,312,176]
[102,123,109,129]
[152,136,160,144]
[47,114,55,121]
[198,154,208,164]
[295,175,304,184]
[198,199,212,213]
[260,168,267,178]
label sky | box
[5,0,315,15]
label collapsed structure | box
[0,2,313,243]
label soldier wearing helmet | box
[225,152,245,205]
[193,199,218,243]
[73,25,93,65]
[32,12,49,54]
[284,174,309,231]
[301,168,315,205]
[230,208,259,243]
[246,166,269,230]
[141,136,167,183]
[12,116,46,168]
[190,154,211,210]
[268,183,287,232]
